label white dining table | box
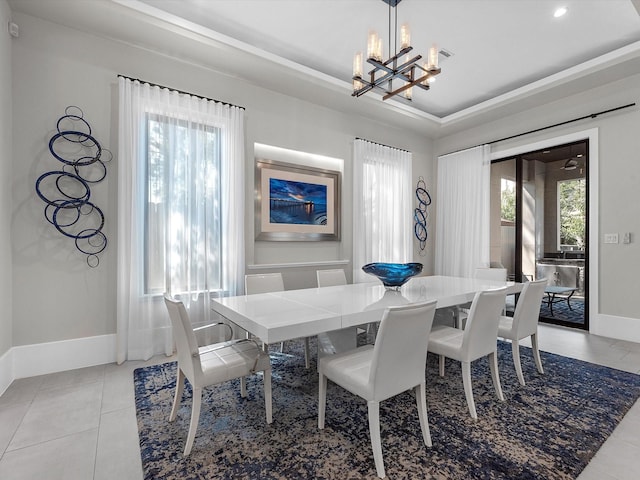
[211,275,522,346]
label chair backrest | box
[511,279,547,338]
[316,269,347,287]
[369,300,438,401]
[474,267,507,281]
[462,287,508,361]
[245,273,284,294]
[164,295,200,381]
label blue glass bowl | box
[362,262,423,289]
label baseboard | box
[591,314,640,343]
[10,334,117,381]
[0,348,13,397]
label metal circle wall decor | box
[35,106,112,267]
[414,176,431,255]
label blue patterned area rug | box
[539,297,585,325]
[134,341,640,479]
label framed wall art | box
[255,159,341,241]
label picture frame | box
[255,158,341,241]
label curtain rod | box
[441,102,636,157]
[355,137,410,153]
[117,74,245,110]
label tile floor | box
[1,323,640,479]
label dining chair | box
[245,273,311,369]
[164,295,272,456]
[428,287,508,420]
[475,266,508,281]
[318,300,438,479]
[497,278,547,385]
[315,269,358,357]
[316,268,347,287]
[456,267,508,328]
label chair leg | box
[263,368,273,424]
[318,373,327,429]
[367,400,385,479]
[511,340,526,386]
[461,361,477,420]
[169,368,185,422]
[279,341,284,352]
[489,351,505,401]
[531,332,544,375]
[367,322,379,342]
[415,382,432,447]
[240,377,247,398]
[439,355,445,377]
[183,386,202,456]
[304,337,311,369]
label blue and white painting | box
[269,178,328,225]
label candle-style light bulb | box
[403,86,413,100]
[367,31,378,59]
[428,44,439,70]
[400,23,410,49]
[422,63,430,85]
[353,52,363,78]
[376,37,383,61]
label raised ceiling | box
[8,0,640,136]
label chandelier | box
[352,0,441,101]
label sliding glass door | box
[491,141,588,329]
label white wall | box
[0,0,13,358]
[9,12,433,349]
[435,73,640,338]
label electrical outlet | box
[623,232,631,244]
[604,233,618,244]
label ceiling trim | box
[111,0,443,124]
[441,40,640,127]
[94,1,640,131]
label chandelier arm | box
[353,64,440,98]
[365,48,416,75]
[383,78,427,100]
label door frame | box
[490,128,599,333]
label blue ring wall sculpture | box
[35,106,112,267]
[414,176,431,255]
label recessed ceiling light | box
[554,7,568,18]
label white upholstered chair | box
[315,269,358,356]
[498,278,547,385]
[318,300,438,479]
[245,273,311,369]
[428,287,508,420]
[456,267,508,328]
[475,266,508,281]
[164,296,272,456]
[316,268,347,287]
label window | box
[352,138,413,283]
[145,113,222,295]
[117,77,245,361]
[500,178,516,224]
[558,178,586,250]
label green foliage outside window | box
[501,178,516,223]
[559,179,586,248]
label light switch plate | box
[604,233,618,244]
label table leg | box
[566,290,575,311]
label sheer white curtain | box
[352,138,413,283]
[435,145,491,278]
[117,77,245,363]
